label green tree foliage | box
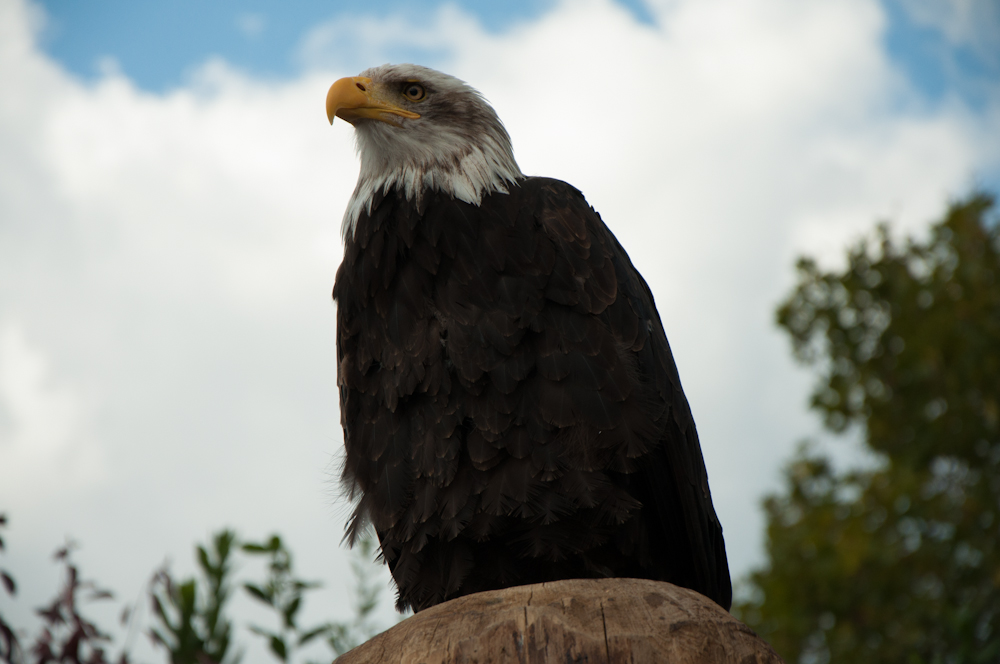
[735,193,1000,662]
[1,521,392,664]
[147,529,391,663]
[241,535,330,664]
[149,530,241,664]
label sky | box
[1,0,999,659]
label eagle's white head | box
[327,64,523,239]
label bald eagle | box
[328,64,731,613]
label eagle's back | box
[334,177,731,612]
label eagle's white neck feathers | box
[341,64,523,239]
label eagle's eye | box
[402,83,426,102]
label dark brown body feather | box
[334,177,731,612]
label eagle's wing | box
[525,177,732,609]
[334,177,731,611]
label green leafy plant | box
[240,535,330,663]
[1,521,396,664]
[149,530,240,664]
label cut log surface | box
[336,578,783,664]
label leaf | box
[148,628,168,647]
[243,583,271,605]
[150,595,167,621]
[1,572,15,596]
[269,635,287,662]
[282,596,302,628]
[0,622,17,654]
[197,545,210,573]
[241,544,267,554]
[297,624,331,646]
[36,600,64,626]
[292,580,321,591]
[247,625,274,639]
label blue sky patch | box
[36,0,556,89]
[35,0,1000,111]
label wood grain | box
[336,578,782,663]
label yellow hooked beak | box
[326,76,421,126]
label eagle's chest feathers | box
[338,186,528,415]
[335,179,653,498]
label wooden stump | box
[335,578,782,663]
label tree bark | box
[336,578,783,663]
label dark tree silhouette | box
[736,193,1000,662]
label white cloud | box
[0,323,100,489]
[0,0,998,649]
[296,5,478,76]
[896,0,1000,56]
[237,13,267,39]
